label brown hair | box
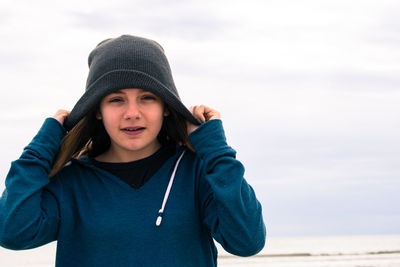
[49,104,192,178]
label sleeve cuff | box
[25,117,67,161]
[36,118,67,142]
[188,119,229,157]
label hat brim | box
[63,70,200,131]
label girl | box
[0,35,265,266]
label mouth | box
[121,127,146,135]
[122,127,145,131]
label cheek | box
[149,110,165,131]
[100,111,119,133]
[151,114,164,130]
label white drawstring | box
[156,150,186,227]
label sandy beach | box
[1,235,400,266]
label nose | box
[123,101,141,120]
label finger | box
[54,110,69,119]
[53,109,71,125]
[203,106,221,120]
[190,105,206,123]
[198,105,220,121]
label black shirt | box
[91,145,176,189]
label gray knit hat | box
[63,35,199,131]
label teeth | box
[124,128,142,131]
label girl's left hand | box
[187,105,221,135]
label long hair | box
[48,104,191,178]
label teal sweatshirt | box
[0,118,266,266]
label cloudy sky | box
[0,0,399,237]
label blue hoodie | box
[0,118,266,266]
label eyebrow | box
[105,90,123,96]
[111,89,147,95]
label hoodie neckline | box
[70,145,187,193]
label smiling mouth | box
[121,127,146,135]
[122,127,145,131]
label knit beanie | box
[63,35,199,131]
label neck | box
[96,142,161,163]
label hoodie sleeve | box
[0,118,65,250]
[188,119,266,257]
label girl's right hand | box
[53,109,70,125]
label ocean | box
[0,235,399,266]
[218,235,400,267]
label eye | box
[141,94,157,101]
[109,97,123,103]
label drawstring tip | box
[156,216,162,227]
[155,151,186,228]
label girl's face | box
[97,88,167,162]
